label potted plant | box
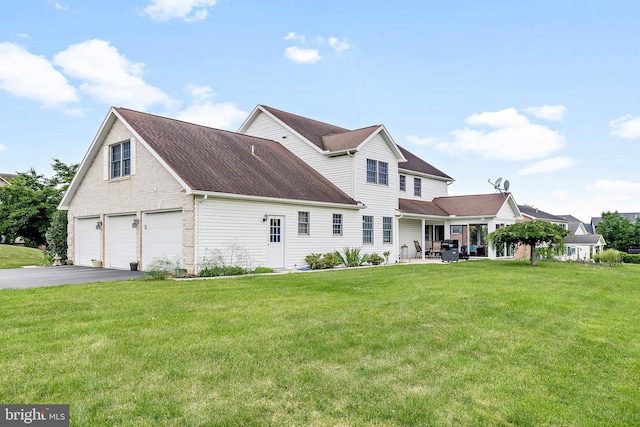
[130,261,139,271]
[91,259,102,268]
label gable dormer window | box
[110,140,131,179]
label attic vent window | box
[110,140,131,179]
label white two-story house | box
[60,105,521,272]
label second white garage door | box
[142,210,182,270]
[105,214,137,269]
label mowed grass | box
[1,261,639,426]
[0,244,44,268]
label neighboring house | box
[60,106,522,272]
[515,205,569,260]
[591,212,640,231]
[556,214,606,261]
[0,173,16,186]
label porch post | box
[421,218,426,260]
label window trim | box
[110,140,132,180]
[362,215,373,244]
[383,216,392,243]
[332,213,343,236]
[298,211,310,235]
[414,177,422,197]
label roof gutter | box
[189,190,364,210]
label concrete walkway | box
[0,265,143,289]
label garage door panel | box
[142,211,182,270]
[105,215,137,269]
[75,217,100,267]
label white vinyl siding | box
[196,198,360,271]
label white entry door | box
[266,216,284,269]
[105,215,137,269]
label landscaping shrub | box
[367,253,384,265]
[199,266,247,277]
[622,253,640,264]
[304,252,340,269]
[253,266,274,274]
[144,256,186,280]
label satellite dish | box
[503,180,510,191]
[494,177,502,188]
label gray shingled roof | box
[565,234,604,245]
[399,193,513,217]
[397,146,452,180]
[115,108,359,206]
[518,205,566,222]
[261,105,452,180]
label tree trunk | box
[530,244,538,266]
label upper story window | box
[111,140,131,179]
[298,211,310,235]
[414,177,422,197]
[366,159,389,185]
[399,175,406,192]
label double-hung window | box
[366,159,377,183]
[399,175,406,192]
[414,177,422,197]
[298,211,310,235]
[363,215,373,244]
[332,214,343,236]
[366,159,389,186]
[383,217,392,243]
[111,140,131,179]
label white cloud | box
[175,84,246,129]
[518,156,575,175]
[329,37,350,52]
[406,135,439,146]
[610,115,640,139]
[523,105,566,121]
[0,42,78,108]
[0,144,6,152]
[284,46,322,64]
[144,0,217,22]
[534,179,640,221]
[53,39,177,110]
[284,32,305,43]
[431,108,565,161]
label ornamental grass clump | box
[335,246,369,267]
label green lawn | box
[1,261,639,426]
[0,244,44,268]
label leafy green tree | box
[596,211,634,252]
[486,220,568,266]
[0,159,78,247]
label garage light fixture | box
[96,220,102,230]
[132,218,139,228]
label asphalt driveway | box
[0,265,144,289]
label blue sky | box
[1,0,639,222]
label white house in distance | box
[59,105,522,272]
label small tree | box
[486,220,568,266]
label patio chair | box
[413,240,423,258]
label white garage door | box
[105,215,137,269]
[142,211,183,270]
[75,217,101,267]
